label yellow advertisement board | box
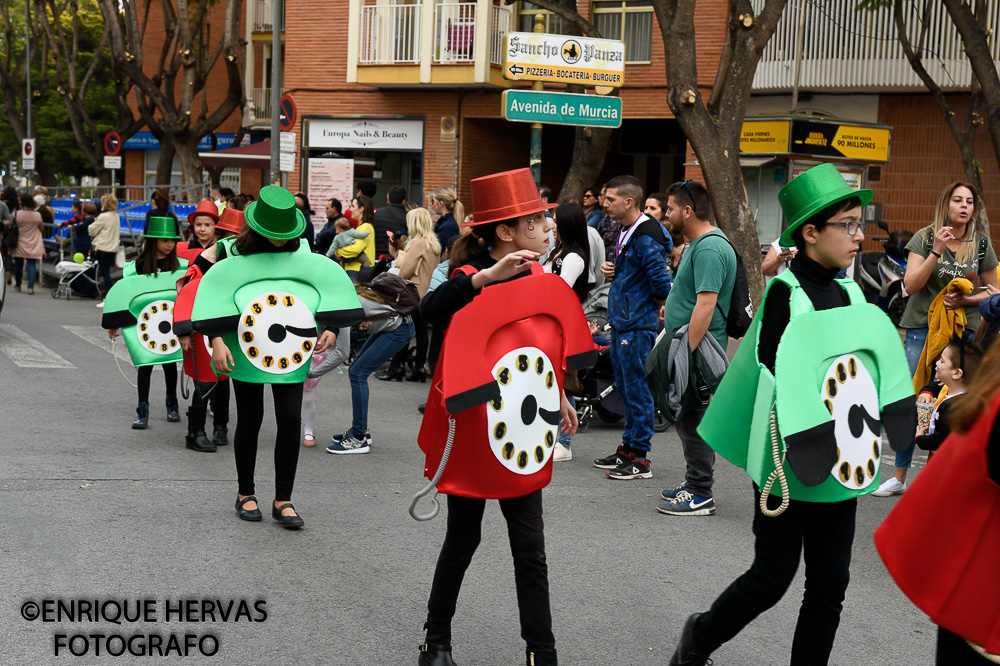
[740,120,791,154]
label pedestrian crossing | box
[62,324,132,362]
[0,324,76,369]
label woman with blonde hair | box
[429,187,464,247]
[89,193,122,307]
[379,207,441,383]
[873,180,999,498]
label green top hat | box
[144,216,182,240]
[244,185,306,241]
[778,163,874,247]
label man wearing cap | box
[654,180,735,516]
[668,164,915,666]
[593,175,672,481]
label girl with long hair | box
[875,181,999,498]
[429,187,464,247]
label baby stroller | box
[52,259,100,300]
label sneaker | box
[95,300,105,308]
[606,457,652,480]
[553,442,572,462]
[661,483,687,501]
[871,477,906,497]
[657,490,716,516]
[669,613,713,666]
[330,428,373,448]
[326,434,370,455]
[593,445,631,469]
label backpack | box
[364,271,420,316]
[4,212,19,250]
[693,232,754,339]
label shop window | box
[517,2,567,35]
[592,1,653,64]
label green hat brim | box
[143,217,182,240]
[244,200,307,241]
[779,188,874,247]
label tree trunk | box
[154,140,176,188]
[175,139,206,202]
[557,126,613,204]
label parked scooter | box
[858,220,912,327]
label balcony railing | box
[434,3,476,63]
[752,0,1000,91]
[490,4,512,66]
[251,88,271,124]
[360,4,422,65]
[252,0,284,32]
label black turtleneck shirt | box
[758,252,851,373]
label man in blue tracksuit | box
[593,175,673,480]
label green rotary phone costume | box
[186,186,364,384]
[697,164,916,504]
[101,217,188,368]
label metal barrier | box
[39,183,209,205]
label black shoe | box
[132,402,150,430]
[606,456,652,480]
[185,431,217,453]
[418,643,456,666]
[526,648,557,666]
[212,425,229,446]
[669,613,713,666]
[593,445,631,469]
[165,396,181,422]
[376,366,406,382]
[406,368,427,383]
[272,502,304,529]
[235,496,262,522]
[418,402,426,414]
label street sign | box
[22,139,35,159]
[22,157,35,171]
[104,131,122,156]
[279,94,296,132]
[503,32,625,87]
[502,90,623,128]
[104,155,122,169]
[279,131,296,153]
[279,152,295,172]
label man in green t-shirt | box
[658,180,736,517]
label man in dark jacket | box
[373,185,407,258]
[314,198,345,256]
[593,175,672,481]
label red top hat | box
[216,207,246,234]
[467,168,556,226]
[187,200,220,225]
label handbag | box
[4,212,19,250]
[364,271,420,316]
[115,244,126,268]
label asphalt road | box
[0,287,934,665]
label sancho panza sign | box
[504,32,625,87]
[307,118,424,151]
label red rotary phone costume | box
[417,264,596,500]
[875,392,1000,655]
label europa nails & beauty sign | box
[503,32,625,87]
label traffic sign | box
[104,131,122,156]
[22,139,35,159]
[279,94,296,132]
[23,157,35,170]
[279,131,296,153]
[104,155,122,169]
[502,90,622,128]
[504,32,625,87]
[279,152,295,172]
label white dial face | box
[237,291,315,375]
[486,347,561,476]
[136,300,179,355]
[823,353,881,490]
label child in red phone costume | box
[412,169,595,666]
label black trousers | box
[136,363,177,404]
[231,380,303,502]
[191,377,231,427]
[426,490,554,650]
[695,489,857,665]
[95,250,116,294]
[937,626,995,665]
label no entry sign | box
[104,132,122,156]
[279,94,296,132]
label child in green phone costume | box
[102,216,187,429]
[185,186,362,530]
[668,163,916,666]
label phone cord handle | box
[112,336,138,389]
[409,416,455,522]
[759,402,790,518]
[967,642,1000,664]
[190,340,220,401]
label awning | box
[199,139,271,169]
